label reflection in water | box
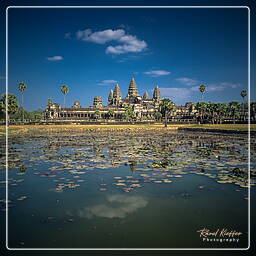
[1,131,255,190]
[0,130,253,248]
[79,194,148,219]
[19,164,27,173]
[129,161,137,172]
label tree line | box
[0,82,254,125]
[156,86,253,126]
[0,82,43,123]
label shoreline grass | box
[182,123,253,131]
[0,123,254,136]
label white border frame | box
[5,5,251,251]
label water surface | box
[0,130,254,249]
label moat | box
[1,130,255,248]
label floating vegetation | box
[114,183,126,186]
[17,196,27,201]
[163,179,172,183]
[1,129,255,211]
[55,183,80,192]
[19,164,27,174]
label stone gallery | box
[45,78,196,122]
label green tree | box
[199,84,206,101]
[94,110,100,119]
[206,102,220,124]
[250,102,256,121]
[18,82,27,122]
[47,98,53,106]
[195,102,207,123]
[61,85,69,107]
[215,103,228,124]
[240,90,247,121]
[107,109,114,119]
[241,90,247,101]
[29,109,44,121]
[124,106,135,121]
[228,101,241,124]
[159,98,175,127]
[154,111,162,121]
[10,108,43,122]
[11,106,25,121]
[0,94,19,124]
[205,102,212,123]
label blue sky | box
[2,5,251,110]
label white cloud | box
[159,87,193,100]
[78,194,148,219]
[176,77,197,86]
[191,82,241,92]
[150,81,241,105]
[97,79,117,85]
[106,35,147,54]
[77,29,125,44]
[77,28,147,55]
[208,82,241,91]
[46,56,63,61]
[144,70,171,77]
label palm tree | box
[18,82,27,122]
[0,94,19,125]
[216,103,228,124]
[159,98,175,127]
[241,90,247,101]
[250,102,256,121]
[240,90,247,121]
[228,101,241,124]
[195,102,207,123]
[61,85,69,107]
[199,84,206,101]
[206,102,215,123]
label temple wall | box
[44,78,195,121]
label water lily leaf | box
[114,183,126,186]
[17,196,27,201]
[163,179,172,183]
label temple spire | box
[143,91,149,100]
[127,77,139,98]
[153,86,161,101]
[108,89,113,105]
[113,83,122,100]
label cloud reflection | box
[79,194,148,219]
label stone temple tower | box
[113,83,122,105]
[108,89,113,105]
[153,86,161,101]
[93,96,103,107]
[143,91,149,100]
[127,78,139,98]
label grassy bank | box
[182,124,253,131]
[0,123,254,136]
[0,124,179,136]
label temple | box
[44,78,196,122]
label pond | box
[0,130,255,249]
